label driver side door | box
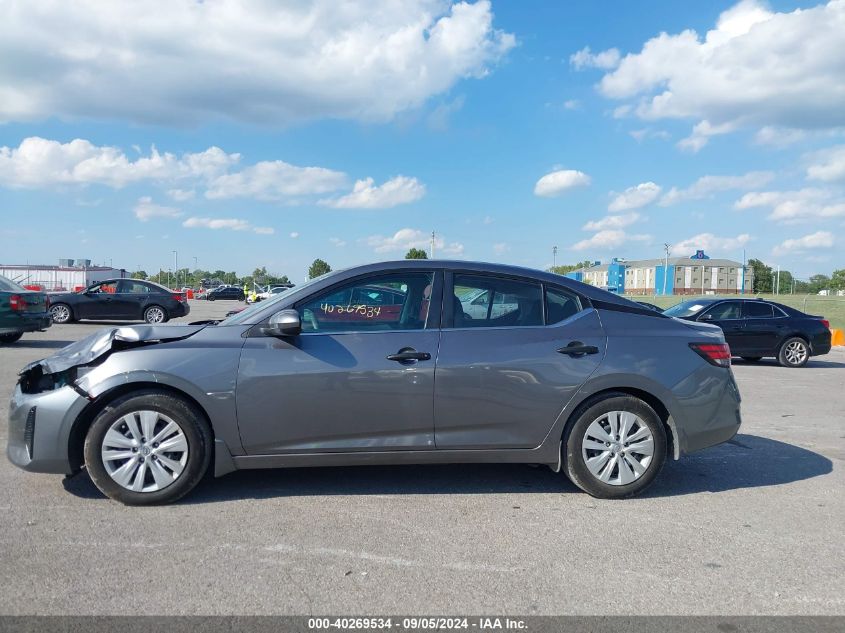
[236,269,442,454]
[76,280,120,319]
[698,301,746,353]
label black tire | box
[0,332,23,344]
[778,337,809,368]
[50,303,74,323]
[143,305,168,324]
[741,357,762,362]
[84,390,212,505]
[207,295,215,301]
[563,394,667,499]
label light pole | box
[552,246,558,269]
[173,250,178,289]
[662,243,671,296]
[430,231,436,259]
[776,265,780,296]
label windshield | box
[663,300,712,318]
[0,275,26,293]
[218,275,328,325]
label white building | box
[0,260,125,292]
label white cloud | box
[534,169,591,197]
[206,160,347,201]
[773,231,835,255]
[289,232,300,239]
[608,182,661,211]
[591,0,845,146]
[582,212,642,231]
[676,120,736,153]
[563,99,581,110]
[0,137,238,188]
[673,233,751,254]
[572,230,651,251]
[0,0,515,126]
[182,217,273,234]
[806,145,845,182]
[167,188,195,201]
[735,188,845,223]
[570,46,621,70]
[428,95,466,131]
[329,237,347,247]
[365,228,464,256]
[133,197,181,222]
[660,171,774,206]
[754,126,808,147]
[493,242,510,254]
[320,176,426,209]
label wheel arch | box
[67,381,215,473]
[558,386,679,462]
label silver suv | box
[8,260,741,505]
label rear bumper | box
[810,331,832,356]
[671,365,742,456]
[6,383,90,475]
[0,312,51,335]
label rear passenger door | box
[433,273,605,450]
[115,280,151,319]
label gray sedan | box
[7,260,741,505]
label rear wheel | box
[143,305,168,324]
[778,337,809,368]
[0,332,23,344]
[84,390,212,505]
[741,357,762,362]
[564,394,666,499]
[50,303,73,323]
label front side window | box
[453,274,542,328]
[298,271,433,333]
[702,301,742,320]
[88,281,118,294]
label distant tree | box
[831,269,845,291]
[131,270,148,280]
[748,258,773,293]
[405,248,428,259]
[549,260,592,275]
[308,259,332,279]
[808,274,830,294]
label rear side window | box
[119,280,152,294]
[546,287,582,324]
[453,274,542,328]
[745,302,774,318]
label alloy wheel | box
[784,340,808,366]
[100,410,189,492]
[145,306,165,323]
[51,304,71,323]
[581,410,654,486]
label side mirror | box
[699,313,714,321]
[262,309,301,337]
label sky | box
[1,0,844,281]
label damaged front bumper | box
[8,324,207,474]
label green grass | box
[629,293,845,331]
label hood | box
[21,324,207,376]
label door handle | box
[386,348,431,362]
[557,342,599,357]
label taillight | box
[690,342,731,368]
[821,319,830,330]
[172,293,185,303]
[9,294,24,311]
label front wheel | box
[143,305,168,324]
[564,395,667,499]
[0,332,23,344]
[84,390,212,505]
[778,337,809,368]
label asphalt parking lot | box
[0,300,843,615]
